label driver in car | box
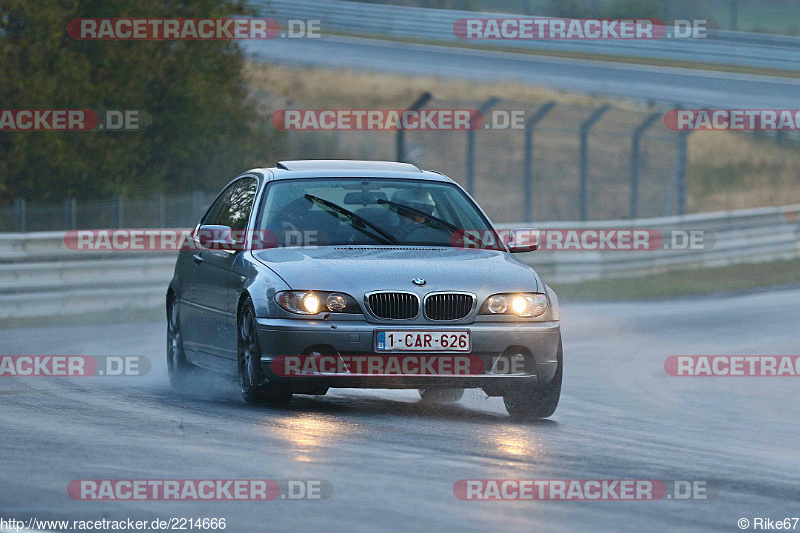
[390,189,437,241]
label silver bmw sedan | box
[167,160,562,419]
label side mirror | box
[196,225,237,250]
[506,229,540,253]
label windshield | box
[257,178,501,248]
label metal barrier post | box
[70,198,77,229]
[523,101,557,222]
[63,198,78,229]
[158,192,166,227]
[630,112,661,219]
[677,130,690,215]
[396,91,431,162]
[466,97,500,196]
[192,190,204,220]
[14,199,26,232]
[116,195,124,228]
[579,105,611,221]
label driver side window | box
[202,178,258,232]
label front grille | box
[367,292,419,319]
[424,293,474,321]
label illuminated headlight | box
[275,291,360,315]
[480,293,548,318]
[302,293,320,314]
[511,295,528,315]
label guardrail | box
[254,0,800,72]
[499,204,800,283]
[0,204,798,319]
[0,233,174,319]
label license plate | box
[375,330,471,352]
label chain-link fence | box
[0,191,219,232]
[274,94,682,224]
[2,93,773,230]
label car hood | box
[252,246,540,293]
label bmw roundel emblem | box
[412,278,426,286]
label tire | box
[238,299,292,406]
[418,388,464,403]
[167,295,194,390]
[503,337,563,420]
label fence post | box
[466,96,500,196]
[579,104,611,221]
[192,190,204,220]
[157,192,166,227]
[63,198,77,229]
[14,199,26,232]
[630,112,661,219]
[396,91,432,162]
[677,130,690,215]
[523,101,557,223]
[115,195,124,228]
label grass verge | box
[551,256,800,301]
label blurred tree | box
[0,0,280,201]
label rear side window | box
[203,178,258,231]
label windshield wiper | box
[376,199,458,232]
[377,199,501,250]
[304,194,398,245]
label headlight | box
[511,295,528,315]
[480,293,548,318]
[275,291,360,315]
[486,294,508,314]
[302,293,321,314]
[326,293,347,312]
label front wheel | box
[503,338,562,420]
[238,299,292,406]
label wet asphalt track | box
[1,288,799,532]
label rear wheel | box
[503,337,562,420]
[418,388,464,403]
[167,295,193,390]
[238,299,292,406]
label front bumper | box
[255,318,560,394]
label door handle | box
[192,253,203,264]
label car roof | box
[246,160,454,183]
